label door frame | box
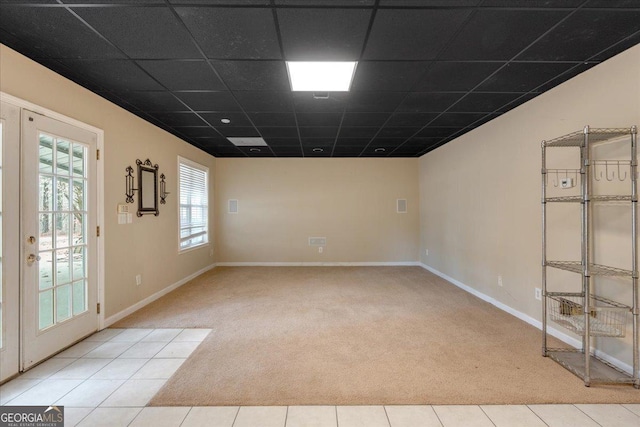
[1,101,21,382]
[0,93,106,350]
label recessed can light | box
[220,118,231,124]
[312,148,324,153]
[375,148,386,153]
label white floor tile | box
[118,341,167,358]
[432,406,493,427]
[286,405,337,427]
[141,329,183,342]
[130,358,185,379]
[528,404,601,427]
[576,404,640,427]
[50,358,111,380]
[154,341,200,358]
[129,406,190,427]
[181,406,239,427]
[54,341,103,358]
[109,329,153,343]
[64,407,93,427]
[77,407,143,427]
[234,406,288,427]
[91,358,148,380]
[100,379,166,407]
[83,341,135,359]
[56,379,125,407]
[21,357,77,379]
[85,329,123,342]
[385,405,442,427]
[622,404,640,417]
[7,379,83,406]
[172,329,211,342]
[481,405,546,427]
[0,378,42,405]
[336,406,390,427]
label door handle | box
[26,254,41,265]
[27,236,36,245]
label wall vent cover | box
[228,199,238,214]
[309,237,327,246]
[397,199,407,213]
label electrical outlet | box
[210,249,214,257]
[319,246,323,254]
[498,275,503,287]
[535,288,542,301]
[425,249,429,256]
[136,274,142,286]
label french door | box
[0,101,20,382]
[21,111,99,369]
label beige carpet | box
[114,266,640,405]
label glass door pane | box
[38,133,88,330]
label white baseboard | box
[216,261,421,267]
[419,263,633,375]
[103,263,216,327]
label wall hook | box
[606,162,615,181]
[618,161,627,181]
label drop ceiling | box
[1,0,639,158]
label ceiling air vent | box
[227,137,267,146]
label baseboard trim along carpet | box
[216,261,422,267]
[419,262,633,375]
[104,263,217,327]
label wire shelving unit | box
[541,125,639,388]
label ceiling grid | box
[1,0,639,157]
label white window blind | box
[178,157,208,251]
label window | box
[178,157,208,251]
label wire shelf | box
[545,195,633,203]
[548,294,630,337]
[545,196,582,203]
[546,349,636,384]
[546,261,633,277]
[543,128,634,148]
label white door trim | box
[1,101,21,382]
[1,92,105,330]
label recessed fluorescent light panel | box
[227,137,268,147]
[287,61,357,92]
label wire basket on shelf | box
[548,294,629,337]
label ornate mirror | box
[136,159,159,216]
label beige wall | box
[419,44,640,365]
[0,45,216,319]
[215,158,419,263]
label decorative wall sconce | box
[125,166,135,203]
[125,158,168,216]
[160,174,169,204]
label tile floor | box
[1,328,639,427]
